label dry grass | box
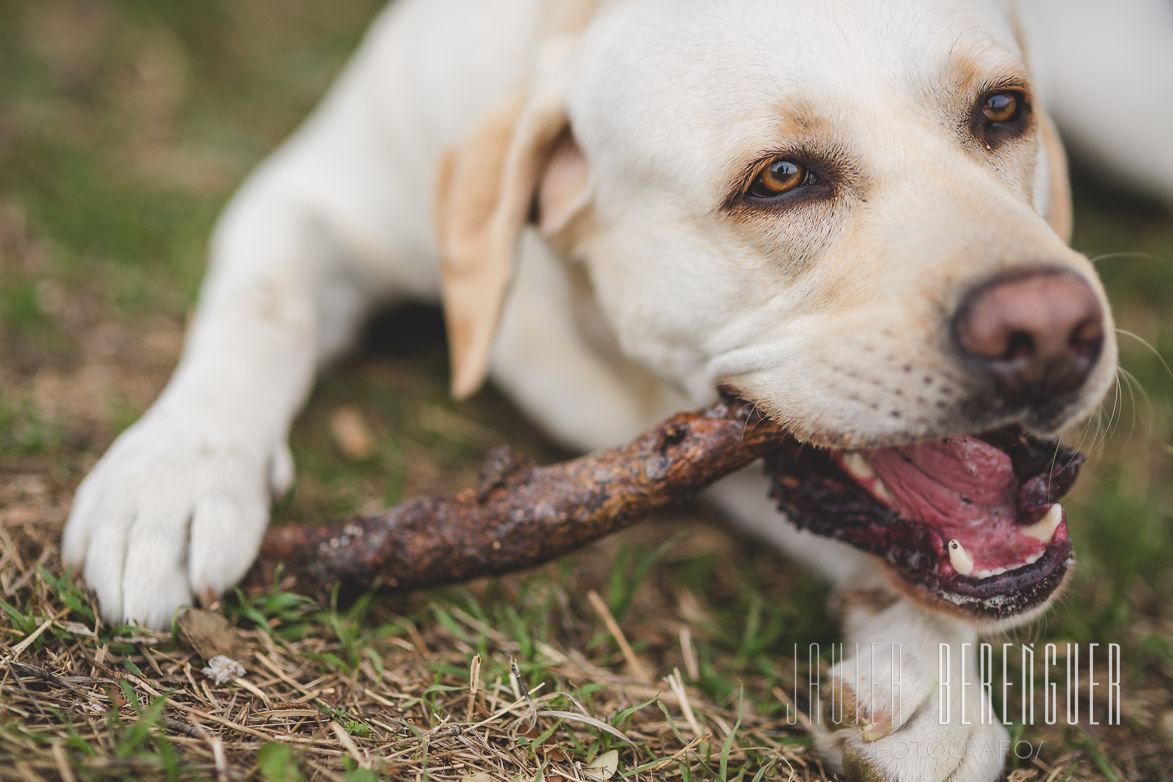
[0,503,837,781]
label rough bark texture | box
[250,397,784,593]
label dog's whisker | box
[1118,366,1160,449]
[1115,328,1173,390]
[1088,250,1171,265]
[1062,422,1093,480]
[1105,369,1129,444]
[737,400,769,441]
[1078,374,1122,458]
[1112,368,1138,447]
[1067,373,1117,458]
[1106,366,1145,454]
[1090,405,1116,456]
[1091,399,1113,448]
[1075,400,1104,450]
[1109,371,1125,432]
[1072,410,1104,463]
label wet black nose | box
[953,268,1104,404]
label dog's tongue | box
[844,438,1055,572]
[867,438,1016,527]
[851,436,1057,571]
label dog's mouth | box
[764,427,1084,618]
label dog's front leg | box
[62,168,380,629]
[706,470,1008,781]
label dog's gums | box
[764,427,1083,619]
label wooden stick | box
[249,397,783,593]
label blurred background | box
[1,1,1170,779]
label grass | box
[1,1,1170,780]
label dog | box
[62,0,1173,779]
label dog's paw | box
[815,601,1009,782]
[822,667,1009,781]
[63,409,293,629]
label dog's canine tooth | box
[948,539,974,575]
[1020,503,1063,543]
[842,451,875,481]
[841,451,895,504]
[872,478,895,505]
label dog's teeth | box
[842,452,875,481]
[1020,503,1063,543]
[841,452,894,504]
[972,564,1009,578]
[970,550,1047,579]
[948,539,974,575]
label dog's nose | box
[953,269,1104,403]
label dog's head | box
[435,0,1117,627]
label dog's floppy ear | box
[435,92,587,399]
[1039,112,1073,242]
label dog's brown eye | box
[748,159,811,198]
[973,88,1031,148]
[982,91,1021,124]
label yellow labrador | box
[64,0,1173,778]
